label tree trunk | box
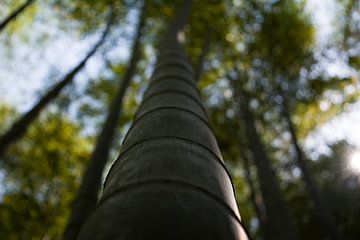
[225,116,267,238]
[236,88,299,240]
[239,148,270,238]
[281,100,342,240]
[0,0,36,33]
[77,1,248,239]
[0,11,113,159]
[63,6,146,240]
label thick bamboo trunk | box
[282,101,342,240]
[63,6,145,240]
[0,12,112,159]
[77,1,248,239]
[0,0,35,33]
[237,90,299,240]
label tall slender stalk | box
[64,4,146,239]
[232,77,299,240]
[0,0,36,33]
[0,9,113,159]
[281,98,342,240]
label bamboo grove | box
[0,0,359,239]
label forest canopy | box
[0,0,359,239]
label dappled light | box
[0,0,359,239]
[349,151,360,173]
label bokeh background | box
[0,0,359,239]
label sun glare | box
[349,151,360,172]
